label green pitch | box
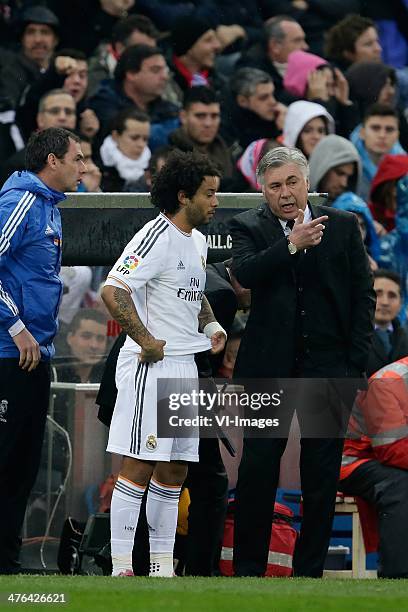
[1,576,408,612]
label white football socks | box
[110,476,146,576]
[147,478,182,577]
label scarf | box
[100,135,151,181]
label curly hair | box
[150,150,221,213]
[324,15,375,63]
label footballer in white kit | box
[105,212,211,461]
[101,151,226,578]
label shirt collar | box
[278,205,312,232]
[375,323,394,332]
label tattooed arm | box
[101,285,166,362]
[198,295,227,355]
[198,295,217,331]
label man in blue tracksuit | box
[0,127,86,573]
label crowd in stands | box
[0,2,405,367]
[0,0,406,371]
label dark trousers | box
[184,437,228,576]
[233,436,344,577]
[339,460,408,578]
[233,355,356,578]
[0,359,51,573]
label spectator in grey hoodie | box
[308,134,362,203]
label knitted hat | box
[20,6,59,33]
[171,15,212,57]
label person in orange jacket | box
[338,356,408,578]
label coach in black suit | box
[230,146,376,577]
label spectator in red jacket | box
[369,154,408,233]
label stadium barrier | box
[60,192,328,266]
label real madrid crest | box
[201,255,206,270]
[146,434,157,451]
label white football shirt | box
[104,213,211,355]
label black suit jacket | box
[204,262,238,376]
[230,202,376,378]
[366,320,408,377]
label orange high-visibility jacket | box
[341,356,408,480]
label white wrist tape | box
[203,321,227,339]
[8,319,26,337]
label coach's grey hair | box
[230,68,272,98]
[256,146,309,184]
[264,15,297,43]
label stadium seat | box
[324,498,377,579]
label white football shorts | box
[107,348,199,462]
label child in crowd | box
[100,107,151,183]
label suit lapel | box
[257,202,286,246]
[372,330,389,361]
[257,203,299,286]
[257,202,332,261]
[309,203,330,259]
[390,324,401,360]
